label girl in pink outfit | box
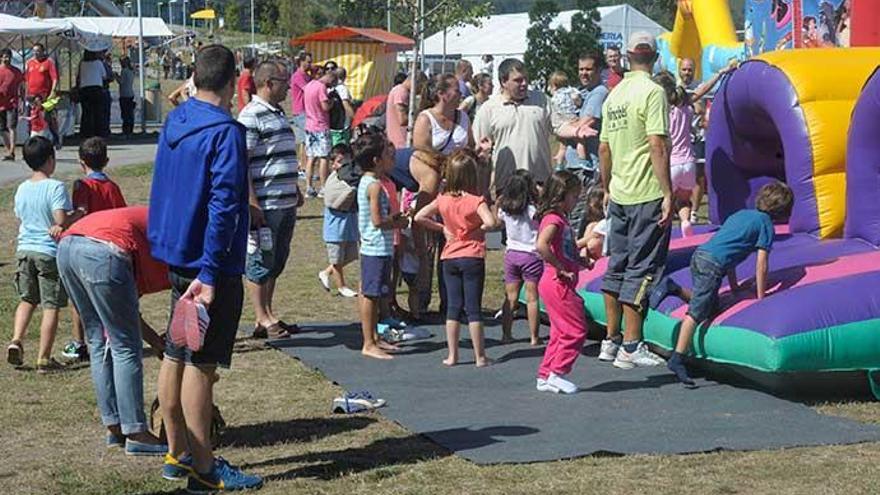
[535,171,590,394]
[415,149,498,367]
[654,71,697,237]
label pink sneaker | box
[169,298,210,351]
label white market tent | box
[0,13,70,41]
[419,4,667,80]
[43,17,173,39]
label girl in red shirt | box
[415,150,498,367]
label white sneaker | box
[613,342,666,369]
[338,286,358,298]
[546,372,578,394]
[689,211,699,224]
[536,378,560,393]
[598,339,620,362]
[317,270,331,291]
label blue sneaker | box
[125,439,168,457]
[106,433,125,449]
[163,453,193,481]
[380,317,407,330]
[187,457,263,493]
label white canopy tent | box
[418,4,667,81]
[0,13,70,42]
[43,17,173,39]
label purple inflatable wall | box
[705,60,820,234]
[845,67,880,246]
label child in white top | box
[496,170,543,346]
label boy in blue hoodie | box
[148,45,262,492]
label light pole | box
[157,1,163,19]
[136,0,146,132]
[250,0,255,57]
[182,0,188,31]
[168,0,174,26]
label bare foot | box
[530,338,543,347]
[501,333,513,344]
[442,357,458,367]
[475,357,495,368]
[378,340,400,351]
[362,347,394,360]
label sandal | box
[252,324,268,339]
[266,322,291,339]
[278,321,300,335]
[7,340,22,366]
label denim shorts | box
[163,268,243,368]
[686,250,725,322]
[291,113,306,143]
[245,207,297,284]
[360,255,392,299]
[602,199,671,309]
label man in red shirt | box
[57,206,170,455]
[601,46,627,90]
[25,43,58,146]
[236,57,256,113]
[0,48,23,161]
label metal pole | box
[442,26,446,71]
[386,0,391,31]
[137,0,146,133]
[250,0,255,57]
[406,8,418,147]
[418,0,425,72]
[168,1,173,26]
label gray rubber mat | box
[269,321,880,464]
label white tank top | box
[423,109,470,155]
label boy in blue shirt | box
[668,182,794,386]
[318,143,359,298]
[355,132,408,360]
[7,136,84,373]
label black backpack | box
[328,89,347,130]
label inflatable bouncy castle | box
[539,3,880,397]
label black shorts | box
[163,267,244,368]
[360,254,392,299]
[601,199,671,309]
[0,108,17,132]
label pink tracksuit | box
[537,212,588,379]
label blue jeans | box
[57,236,147,435]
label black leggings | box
[442,257,485,323]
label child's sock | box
[667,352,696,386]
[622,340,639,353]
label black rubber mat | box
[269,321,880,464]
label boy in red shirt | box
[62,136,127,361]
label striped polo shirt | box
[238,95,300,210]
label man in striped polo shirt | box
[238,60,304,338]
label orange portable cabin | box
[291,27,414,101]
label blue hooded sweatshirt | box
[148,97,248,286]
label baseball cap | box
[627,31,657,53]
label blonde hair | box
[444,149,479,196]
[548,70,569,90]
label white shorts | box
[671,162,697,192]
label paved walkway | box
[0,138,159,186]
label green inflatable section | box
[524,289,880,396]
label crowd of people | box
[4,31,797,493]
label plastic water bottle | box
[247,231,259,255]
[258,227,273,251]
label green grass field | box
[1,163,880,495]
